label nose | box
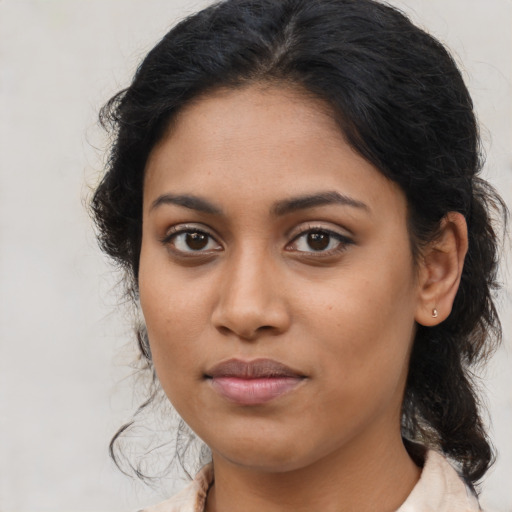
[211,249,291,341]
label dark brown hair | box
[91,0,507,488]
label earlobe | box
[415,212,468,327]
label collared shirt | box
[142,450,480,512]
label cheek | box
[140,287,206,414]
[301,253,417,393]
[138,258,212,383]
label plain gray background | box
[0,1,510,511]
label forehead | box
[143,84,406,220]
[148,84,339,169]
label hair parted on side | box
[91,0,507,489]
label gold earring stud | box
[432,308,438,318]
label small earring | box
[432,308,438,318]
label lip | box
[205,358,305,405]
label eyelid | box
[286,224,354,254]
[287,222,353,242]
[160,223,223,252]
[159,222,352,256]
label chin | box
[209,430,324,474]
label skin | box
[139,85,467,512]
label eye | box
[162,227,222,254]
[288,228,352,254]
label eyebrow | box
[150,190,369,216]
[271,191,369,216]
[150,193,223,215]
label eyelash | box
[286,226,353,256]
[160,225,222,255]
[160,224,353,257]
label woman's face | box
[139,85,422,472]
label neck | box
[205,426,421,512]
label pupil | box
[186,232,208,250]
[308,232,329,251]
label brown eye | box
[186,232,209,250]
[307,232,330,251]
[288,228,352,254]
[165,229,221,254]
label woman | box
[91,0,507,510]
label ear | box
[415,212,468,326]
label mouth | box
[205,358,306,405]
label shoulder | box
[398,449,481,512]
[140,464,213,512]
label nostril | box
[215,323,277,341]
[217,325,232,336]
